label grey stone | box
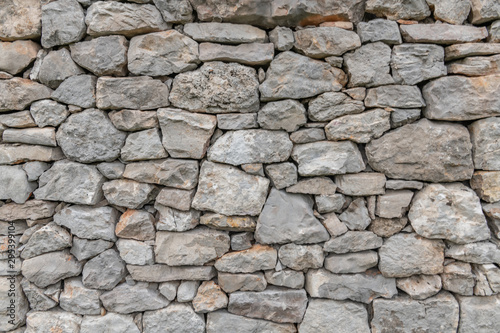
[109,110,158,132]
[0,0,41,41]
[325,251,378,274]
[129,30,199,76]
[390,108,421,128]
[264,269,304,289]
[81,313,140,333]
[292,141,365,176]
[365,85,425,109]
[30,100,69,128]
[22,250,82,288]
[20,278,58,311]
[441,262,477,295]
[169,61,259,113]
[338,198,371,231]
[371,292,459,333]
[0,276,29,330]
[386,180,423,190]
[427,0,471,24]
[396,275,442,300]
[96,76,170,110]
[54,205,118,241]
[156,187,194,212]
[278,244,324,271]
[299,298,370,333]
[241,163,265,176]
[34,160,106,205]
[483,202,500,238]
[97,161,124,180]
[260,51,345,101]
[216,113,258,130]
[52,74,97,108]
[305,268,397,303]
[344,42,394,87]
[0,165,37,203]
[70,237,114,261]
[409,183,489,244]
[215,244,277,274]
[324,231,383,253]
[0,40,40,75]
[286,177,336,195]
[0,78,52,112]
[391,44,446,85]
[155,204,200,232]
[70,35,128,76]
[376,190,413,219]
[231,232,254,251]
[158,108,216,159]
[218,272,267,293]
[121,128,167,162]
[82,249,126,291]
[457,295,500,333]
[38,48,84,89]
[335,173,386,196]
[86,1,169,37]
[316,194,346,214]
[445,241,500,264]
[25,310,82,333]
[21,222,71,259]
[192,161,269,216]
[159,281,179,301]
[200,214,256,232]
[192,281,228,313]
[423,75,500,121]
[127,264,216,282]
[0,110,36,128]
[207,310,296,333]
[366,119,474,182]
[101,282,170,314]
[183,22,267,44]
[470,0,500,24]
[153,0,193,24]
[60,277,102,315]
[325,108,390,143]
[269,26,294,51]
[3,128,56,146]
[200,42,274,66]
[474,264,500,293]
[290,128,326,143]
[115,209,155,241]
[445,42,500,61]
[177,281,200,302]
[400,24,488,44]
[469,117,500,170]
[447,54,500,76]
[41,0,86,48]
[228,288,307,323]
[357,19,401,44]
[489,20,500,42]
[143,303,205,333]
[264,163,297,190]
[116,239,154,265]
[308,92,365,122]
[0,200,57,221]
[366,0,430,20]
[325,55,344,67]
[293,27,360,58]
[257,100,307,132]
[123,159,199,189]
[379,233,444,278]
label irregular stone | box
[54,205,118,241]
[200,214,256,232]
[371,292,459,332]
[0,78,52,111]
[456,294,500,333]
[38,48,84,89]
[290,128,326,143]
[379,233,444,278]
[445,241,500,264]
[200,42,274,66]
[325,108,390,143]
[159,281,179,301]
[60,277,102,315]
[30,100,69,128]
[366,119,474,182]
[25,310,82,333]
[155,204,200,232]
[216,113,258,130]
[470,0,500,24]
[474,264,500,293]
[231,232,254,251]
[264,163,297,190]
[286,177,336,196]
[241,163,264,176]
[22,250,82,288]
[441,262,475,296]
[70,237,113,261]
[156,187,194,212]
[96,76,170,110]
[306,268,397,303]
[41,0,86,48]
[260,51,345,101]
[344,42,394,87]
[325,251,378,274]
[469,117,500,170]
[215,244,276,274]
[427,0,471,24]
[155,227,230,266]
[472,171,500,203]
[386,180,423,190]
[293,27,360,58]
[129,30,199,76]
[193,281,228,313]
[176,281,200,302]
[123,159,199,189]
[207,310,296,333]
[81,313,140,333]
[264,269,304,289]
[104,179,157,209]
[85,1,169,37]
[335,173,386,196]
[278,244,324,271]
[109,110,158,132]
[218,272,266,293]
[52,74,97,108]
[158,108,216,159]
[0,200,57,221]
[365,85,425,109]
[20,278,57,311]
[115,209,155,241]
[324,231,382,253]
[357,19,402,44]
[0,165,37,203]
[338,198,371,231]
[70,35,128,76]
[82,249,126,291]
[0,0,41,41]
[228,288,307,323]
[257,99,306,132]
[153,0,193,24]
[376,190,413,219]
[116,238,154,265]
[316,194,346,214]
[100,282,170,314]
[299,298,370,333]
[121,128,167,162]
[269,26,294,51]
[368,217,408,238]
[489,20,500,42]
[143,303,205,333]
[308,92,365,122]
[451,54,500,77]
[365,0,430,20]
[0,40,40,75]
[292,141,365,176]
[391,44,446,85]
[0,276,28,330]
[396,275,442,300]
[390,108,421,128]
[169,61,259,113]
[483,202,500,238]
[192,161,269,216]
[127,264,216,282]
[34,160,105,205]
[21,222,71,259]
[445,43,500,61]
[0,110,36,128]
[183,22,267,44]
[400,24,488,44]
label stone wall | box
[1,0,500,332]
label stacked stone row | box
[1,0,500,332]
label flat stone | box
[86,1,169,37]
[286,177,336,195]
[335,173,386,196]
[278,244,324,271]
[153,0,193,24]
[57,109,126,163]
[260,51,345,101]
[22,250,82,288]
[143,303,205,333]
[409,183,490,244]
[192,161,269,216]
[70,35,128,76]
[100,282,170,314]
[21,222,71,259]
[264,163,297,190]
[156,187,194,211]
[206,311,296,333]
[25,311,82,333]
[308,92,365,122]
[41,0,86,48]
[38,48,84,89]
[445,43,500,61]
[0,78,52,112]
[54,205,118,241]
[293,27,360,58]
[386,180,423,190]
[52,74,97,108]
[344,42,394,87]
[193,281,228,313]
[155,204,200,232]
[70,237,113,261]
[127,264,216,282]
[184,22,267,44]
[103,179,157,209]
[365,0,430,20]
[357,19,402,44]
[305,268,397,303]
[35,160,105,205]
[123,159,199,189]
[290,128,326,143]
[457,295,500,333]
[376,190,413,219]
[115,209,155,241]
[390,108,421,128]
[200,42,274,66]
[427,0,471,24]
[109,110,158,132]
[200,214,256,231]
[257,99,306,132]
[396,275,442,300]
[445,241,500,264]
[218,272,266,293]
[400,24,488,44]
[365,85,425,109]
[391,44,446,85]
[20,278,57,311]
[423,75,500,121]
[0,165,37,204]
[265,269,304,289]
[116,238,154,265]
[447,54,500,76]
[216,113,258,130]
[316,194,346,214]
[324,231,383,253]
[325,251,378,274]
[379,233,444,278]
[0,200,56,221]
[80,313,140,333]
[366,119,474,182]
[469,117,500,170]
[60,277,102,315]
[129,30,199,76]
[0,0,41,41]
[82,249,126,290]
[215,244,277,273]
[269,26,294,51]
[97,161,125,180]
[121,128,168,162]
[158,108,216,159]
[96,76,170,110]
[441,262,475,295]
[0,40,40,75]
[0,110,36,128]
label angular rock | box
[96,161,124,180]
[153,0,193,24]
[199,42,274,66]
[115,209,155,241]
[456,295,500,333]
[445,43,500,61]
[60,277,102,315]
[290,128,326,143]
[3,127,55,146]
[264,163,298,190]
[52,74,97,108]
[325,251,378,274]
[100,282,170,314]
[0,0,41,41]
[400,24,488,44]
[0,78,52,112]
[38,48,84,89]
[338,198,371,231]
[103,179,157,209]
[325,108,390,143]
[489,20,500,42]
[127,264,216,282]
[365,0,430,20]
[215,244,276,274]
[483,202,500,238]
[0,111,36,129]
[123,159,199,189]
[21,222,71,259]
[41,0,86,48]
[143,303,205,333]
[80,313,140,333]
[156,187,194,212]
[293,27,360,58]
[116,238,154,265]
[316,194,346,214]
[177,281,200,302]
[0,40,40,75]
[308,92,365,122]
[469,117,500,171]
[357,19,401,44]
[82,249,126,291]
[376,190,413,219]
[155,204,200,232]
[386,180,424,190]
[344,42,394,87]
[22,250,82,288]
[396,275,442,300]
[365,85,425,109]
[335,173,386,196]
[218,272,266,293]
[109,110,158,132]
[469,0,500,24]
[427,0,471,24]
[200,214,256,232]
[391,44,446,85]
[30,100,69,128]
[441,262,475,295]
[278,244,324,271]
[70,237,114,261]
[193,281,228,313]
[445,241,500,264]
[184,22,266,44]
[447,54,500,76]
[25,310,82,333]
[0,200,57,221]
[0,165,37,203]
[390,108,421,128]
[20,278,58,311]
[216,113,258,130]
[286,177,336,195]
[265,269,304,289]
[324,231,382,253]
[207,310,296,333]
[257,100,306,132]
[121,128,167,162]
[231,232,254,251]
[269,26,294,51]
[159,281,179,301]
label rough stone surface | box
[201,214,256,232]
[38,48,84,89]
[269,26,294,51]
[216,114,258,130]
[103,179,157,209]
[376,190,413,219]
[445,241,500,265]
[121,128,168,162]
[258,100,307,132]
[100,282,170,314]
[400,24,488,44]
[21,222,71,259]
[469,117,500,171]
[59,277,102,315]
[427,0,471,24]
[123,159,199,189]
[357,19,402,44]
[286,177,336,195]
[200,42,274,66]
[218,272,266,293]
[184,22,267,44]
[22,250,82,288]
[192,281,228,313]
[30,100,69,128]
[82,249,127,290]
[366,0,430,20]
[278,244,324,271]
[391,44,446,85]
[143,303,205,333]
[80,313,140,333]
[0,78,52,112]
[336,173,386,196]
[25,310,82,333]
[215,245,277,274]
[324,251,378,274]
[293,27,361,58]
[0,0,41,41]
[51,75,97,109]
[109,110,158,132]
[308,92,365,122]
[396,275,442,300]
[0,40,40,75]
[0,165,37,204]
[324,231,383,253]
[206,311,295,333]
[344,42,394,87]
[365,85,425,109]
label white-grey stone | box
[338,198,371,231]
[143,303,205,333]
[30,100,69,128]
[153,0,193,24]
[82,249,126,291]
[21,222,71,259]
[80,313,140,333]
[445,241,500,264]
[357,19,401,44]
[257,100,307,132]
[216,113,258,130]
[269,26,294,51]
[400,23,488,44]
[344,42,394,88]
[335,173,386,196]
[121,128,167,162]
[22,250,82,288]
[123,159,199,189]
[469,117,500,170]
[207,310,296,333]
[183,22,267,44]
[155,204,200,232]
[41,0,86,48]
[366,0,430,20]
[278,244,324,271]
[294,27,361,58]
[0,0,41,41]
[60,277,102,315]
[218,272,267,293]
[52,75,97,109]
[264,163,298,190]
[396,275,442,300]
[199,42,274,66]
[376,190,413,219]
[100,282,170,314]
[365,85,425,109]
[0,78,52,112]
[391,44,447,85]
[25,310,82,333]
[0,165,37,204]
[70,237,114,261]
[470,0,500,24]
[116,239,154,265]
[324,231,382,253]
[427,0,471,24]
[457,294,500,333]
[37,48,84,89]
[325,251,378,274]
[308,92,365,122]
[215,244,277,274]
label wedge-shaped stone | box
[0,0,41,41]
[121,128,168,162]
[41,0,86,48]
[470,0,500,24]
[483,202,500,238]
[192,161,269,216]
[0,165,37,204]
[207,311,296,333]
[293,27,360,58]
[20,278,56,312]
[366,119,474,182]
[71,238,113,261]
[400,24,488,44]
[391,44,446,85]
[37,48,84,89]
[344,42,394,87]
[215,245,277,273]
[86,1,169,37]
[339,198,371,231]
[306,269,397,304]
[155,204,200,231]
[192,281,228,313]
[22,250,82,288]
[371,292,459,333]
[0,78,52,112]
[471,171,500,202]
[376,190,413,219]
[255,188,329,244]
[199,42,274,65]
[51,74,97,108]
[103,179,158,209]
[447,55,500,76]
[445,241,500,264]
[123,159,199,189]
[127,264,216,282]
[143,303,205,333]
[445,43,500,61]
[427,0,471,24]
[308,92,365,122]
[115,209,155,241]
[60,277,102,315]
[200,214,256,231]
[83,249,127,290]
[184,23,267,44]
[423,75,500,121]
[169,61,259,113]
[109,109,158,132]
[469,117,500,170]
[324,231,382,253]
[100,282,170,314]
[21,222,71,259]
[0,40,40,75]
[365,85,425,109]
[0,200,57,221]
[325,108,390,143]
[366,0,430,20]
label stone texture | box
[290,128,326,143]
[278,244,324,271]
[344,42,394,87]
[286,177,336,195]
[184,22,267,44]
[376,190,413,219]
[177,281,200,302]
[115,209,155,241]
[127,264,216,282]
[116,238,154,265]
[215,244,277,273]
[335,173,386,196]
[390,108,421,128]
[123,159,199,189]
[121,128,168,162]
[60,277,102,315]
[21,222,71,259]
[3,127,54,147]
[324,231,383,253]
[20,278,57,311]
[80,313,140,333]
[200,214,256,232]
[457,295,500,333]
[109,110,158,132]
[483,202,500,238]
[30,100,69,128]
[100,282,170,314]
[0,165,37,203]
[338,198,371,231]
[71,237,113,261]
[192,281,228,313]
[218,272,266,293]
[22,250,82,288]
[316,194,346,214]
[324,251,378,274]
[396,275,442,300]
[216,113,258,130]
[0,78,52,112]
[200,42,274,66]
[293,27,361,58]
[25,310,82,333]
[400,24,488,44]
[469,117,500,171]
[257,100,306,132]
[357,19,401,44]
[308,92,365,122]
[264,163,298,189]
[391,44,446,85]
[445,43,500,61]
[447,54,500,76]
[82,249,126,290]
[470,0,500,24]
[366,0,430,20]
[103,179,158,209]
[0,200,57,221]
[0,0,41,41]
[325,108,390,143]
[365,85,425,109]
[41,0,86,48]
[153,0,193,24]
[156,187,194,212]
[269,26,294,51]
[143,303,205,333]
[51,74,97,109]
[441,262,475,295]
[0,40,40,75]
[206,311,295,333]
[427,0,471,24]
[38,48,84,89]
[445,241,500,264]
[155,204,200,232]
[231,232,254,251]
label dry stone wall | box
[1,0,500,332]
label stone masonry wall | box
[1,0,500,332]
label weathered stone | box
[306,268,397,303]
[316,194,346,214]
[376,190,413,219]
[158,108,216,159]
[121,128,167,162]
[445,241,500,264]
[286,177,336,195]
[80,313,140,333]
[489,20,500,42]
[20,278,58,311]
[366,0,430,20]
[207,310,295,333]
[325,251,378,274]
[357,19,402,44]
[155,204,200,232]
[143,303,205,333]
[177,281,201,302]
[308,92,365,122]
[116,238,154,265]
[104,179,157,209]
[231,232,254,251]
[0,276,28,330]
[127,264,216,282]
[269,26,294,51]
[260,51,345,101]
[30,100,69,128]
[25,310,82,333]
[469,117,500,171]
[391,44,446,85]
[192,161,269,216]
[54,205,118,241]
[445,43,500,61]
[155,227,230,266]
[100,282,170,314]
[193,281,228,313]
[344,42,394,87]
[265,269,304,289]
[59,277,102,315]
[338,198,371,231]
[109,110,158,132]
[70,237,114,261]
[427,0,471,24]
[257,100,306,132]
[386,180,423,190]
[290,128,326,143]
[38,48,84,89]
[218,272,266,293]
[390,108,421,128]
[159,281,179,301]
[22,250,82,288]
[0,78,52,112]
[35,160,105,205]
[400,24,488,44]
[474,264,500,294]
[153,0,193,24]
[0,165,37,203]
[155,187,193,212]
[0,110,36,128]
[293,27,360,58]
[441,262,475,296]
[456,294,500,333]
[3,128,55,147]
[123,159,199,189]
[0,200,56,221]
[365,85,425,109]
[0,40,40,75]
[278,244,324,271]
[41,0,86,48]
[469,0,500,24]
[52,74,97,108]
[200,214,256,232]
[483,202,500,238]
[371,292,459,332]
[292,141,365,176]
[86,1,169,37]
[0,0,41,41]
[96,76,170,110]
[216,113,258,130]
[366,119,474,182]
[379,233,444,278]
[335,173,386,196]
[200,42,274,66]
[447,54,500,76]
[324,231,382,253]
[299,298,370,333]
[115,209,155,241]
[396,275,442,300]
[169,61,259,113]
[264,163,297,190]
[129,31,199,76]
[325,108,390,143]
[21,222,71,259]
[184,22,267,44]
[215,244,276,274]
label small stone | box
[344,42,394,88]
[156,187,194,212]
[293,27,361,58]
[390,108,421,128]
[396,275,442,300]
[324,231,383,253]
[483,202,500,238]
[441,262,475,295]
[457,294,500,333]
[0,78,52,112]
[0,144,64,165]
[21,222,71,259]
[206,311,296,333]
[286,177,336,195]
[127,264,216,283]
[218,272,266,293]
[52,74,97,108]
[216,113,258,130]
[153,0,193,24]
[264,269,304,289]
[0,40,40,75]
[22,250,82,288]
[368,217,408,237]
[278,244,324,271]
[1,110,36,128]
[470,171,500,202]
[427,0,471,24]
[338,198,371,231]
[400,23,488,44]
[469,117,500,170]
[115,209,155,241]
[269,26,294,51]
[316,194,346,214]
[25,310,82,333]
[70,237,114,261]
[80,313,140,333]
[376,190,413,219]
[159,281,179,301]
[116,238,154,265]
[385,180,423,190]
[325,108,390,143]
[121,128,168,162]
[264,163,298,190]
[365,85,425,109]
[469,0,500,24]
[143,303,205,333]
[447,54,500,76]
[155,204,200,232]
[257,99,307,132]
[325,251,378,274]
[335,173,386,196]
[200,42,274,66]
[0,165,37,203]
[100,282,170,314]
[38,48,84,89]
[82,249,126,290]
[366,0,430,20]
[0,0,41,41]
[215,244,276,274]
[241,163,264,176]
[193,281,228,313]
[30,100,69,128]
[445,241,500,264]
[0,200,57,221]
[308,92,365,122]
[200,214,256,232]
[357,19,402,44]
[60,277,102,315]
[183,22,267,44]
[123,159,199,189]
[177,281,201,302]
[231,232,254,251]
[325,56,344,67]
[489,20,500,42]
[41,0,86,48]
[109,110,158,132]
[391,44,446,85]
[290,128,326,143]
